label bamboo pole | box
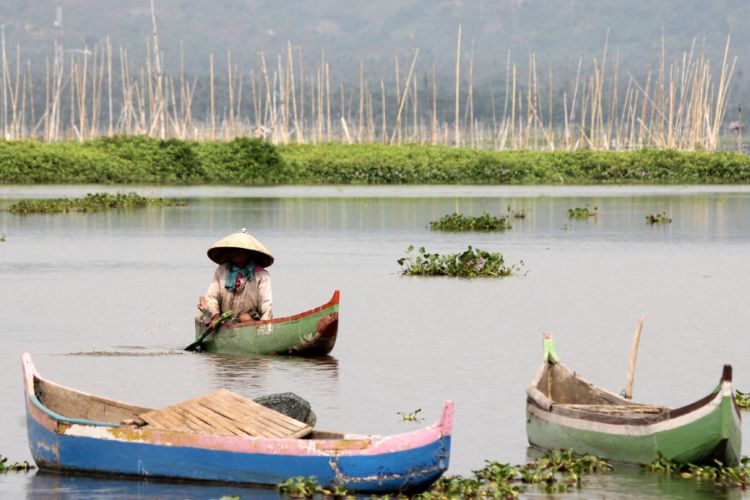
[624,315,645,400]
[454,24,461,147]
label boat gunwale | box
[221,290,339,329]
[527,359,737,427]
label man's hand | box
[208,313,221,329]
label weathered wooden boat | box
[526,336,741,465]
[23,353,452,492]
[194,290,340,355]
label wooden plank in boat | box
[555,404,666,414]
[219,390,304,429]
[215,390,311,436]
[137,389,312,438]
[201,391,303,438]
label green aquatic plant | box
[278,476,350,497]
[5,192,186,214]
[567,206,598,219]
[398,245,522,278]
[645,212,672,224]
[735,390,750,409]
[429,212,512,232]
[0,455,34,472]
[397,409,423,422]
[643,454,750,489]
[409,450,610,499]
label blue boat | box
[22,353,453,493]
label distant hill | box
[1,0,748,119]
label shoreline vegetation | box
[3,138,750,186]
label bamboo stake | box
[1,25,7,139]
[624,315,645,400]
[454,24,461,147]
[209,53,215,140]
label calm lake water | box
[2,185,750,499]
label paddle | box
[185,310,234,352]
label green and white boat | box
[526,335,741,465]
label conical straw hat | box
[207,228,274,267]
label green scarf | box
[225,263,255,292]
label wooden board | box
[555,403,667,414]
[137,389,312,438]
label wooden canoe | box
[194,291,340,355]
[22,353,453,493]
[526,336,741,466]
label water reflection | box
[4,193,750,244]
[25,471,279,500]
[4,187,750,499]
[202,353,339,395]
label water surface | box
[1,185,749,499]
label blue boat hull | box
[27,411,451,492]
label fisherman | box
[202,228,274,327]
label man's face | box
[230,249,249,267]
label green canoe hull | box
[527,384,742,465]
[194,291,340,355]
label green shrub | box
[195,137,289,183]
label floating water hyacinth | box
[645,212,672,224]
[5,192,186,214]
[429,212,512,232]
[0,455,34,472]
[735,390,750,409]
[397,408,423,422]
[397,245,523,277]
[644,453,750,489]
[420,449,612,498]
[567,206,598,219]
[278,476,349,497]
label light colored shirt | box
[205,263,273,321]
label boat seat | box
[555,403,667,414]
[134,388,313,438]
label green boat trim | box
[194,291,340,355]
[526,337,741,466]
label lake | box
[1,185,749,499]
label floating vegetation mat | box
[567,206,598,219]
[645,212,672,224]
[278,449,611,498]
[429,213,512,232]
[398,245,523,277]
[644,454,750,489]
[735,390,750,409]
[0,455,34,472]
[278,476,349,497]
[5,192,186,214]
